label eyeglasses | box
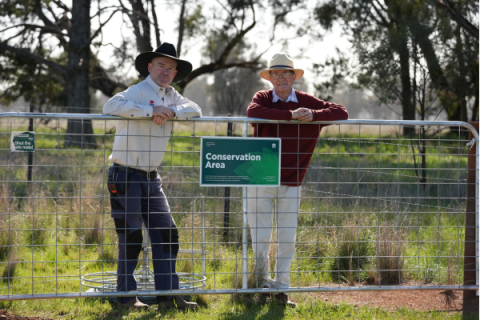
[270,71,295,80]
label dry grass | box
[374,223,407,285]
[329,217,371,283]
[83,214,104,245]
[441,252,459,308]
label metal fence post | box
[464,122,479,304]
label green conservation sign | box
[200,137,281,187]
[11,131,35,152]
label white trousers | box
[246,185,301,289]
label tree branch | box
[34,0,57,29]
[179,61,261,88]
[1,23,66,38]
[51,0,71,13]
[90,9,121,44]
[426,0,479,40]
[216,1,256,66]
[0,42,66,76]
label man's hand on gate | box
[152,106,175,126]
[292,108,313,122]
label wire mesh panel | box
[0,113,477,300]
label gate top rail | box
[0,112,478,138]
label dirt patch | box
[307,289,477,314]
[0,310,52,320]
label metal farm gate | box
[0,113,477,300]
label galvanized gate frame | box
[0,112,478,300]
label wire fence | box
[0,113,478,301]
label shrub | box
[326,217,372,283]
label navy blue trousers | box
[108,166,179,304]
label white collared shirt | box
[103,75,202,171]
[272,87,298,103]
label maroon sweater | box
[247,90,348,186]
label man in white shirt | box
[103,42,201,311]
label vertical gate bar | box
[224,121,232,242]
[335,123,340,286]
[376,124,382,286]
[314,124,321,287]
[242,121,248,289]
[7,116,12,298]
[456,125,461,286]
[27,104,33,183]
[30,114,35,295]
[356,124,361,285]
[416,127,421,285]
[55,117,60,294]
[101,119,107,291]
[398,125,402,286]
[79,117,84,294]
[201,196,206,278]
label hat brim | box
[135,52,192,82]
[259,67,304,81]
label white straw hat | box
[259,53,304,81]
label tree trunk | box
[128,0,153,53]
[409,19,458,120]
[389,19,415,135]
[64,0,96,149]
[471,61,479,122]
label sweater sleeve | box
[246,91,292,121]
[311,102,349,122]
[300,92,348,122]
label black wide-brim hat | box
[135,42,192,82]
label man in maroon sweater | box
[246,53,348,307]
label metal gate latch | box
[466,138,476,150]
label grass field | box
[0,292,475,320]
[0,118,475,319]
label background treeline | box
[0,0,478,145]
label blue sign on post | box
[200,137,281,187]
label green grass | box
[0,294,473,320]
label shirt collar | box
[272,88,298,103]
[146,75,172,94]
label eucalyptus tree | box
[0,0,122,148]
[313,0,478,122]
